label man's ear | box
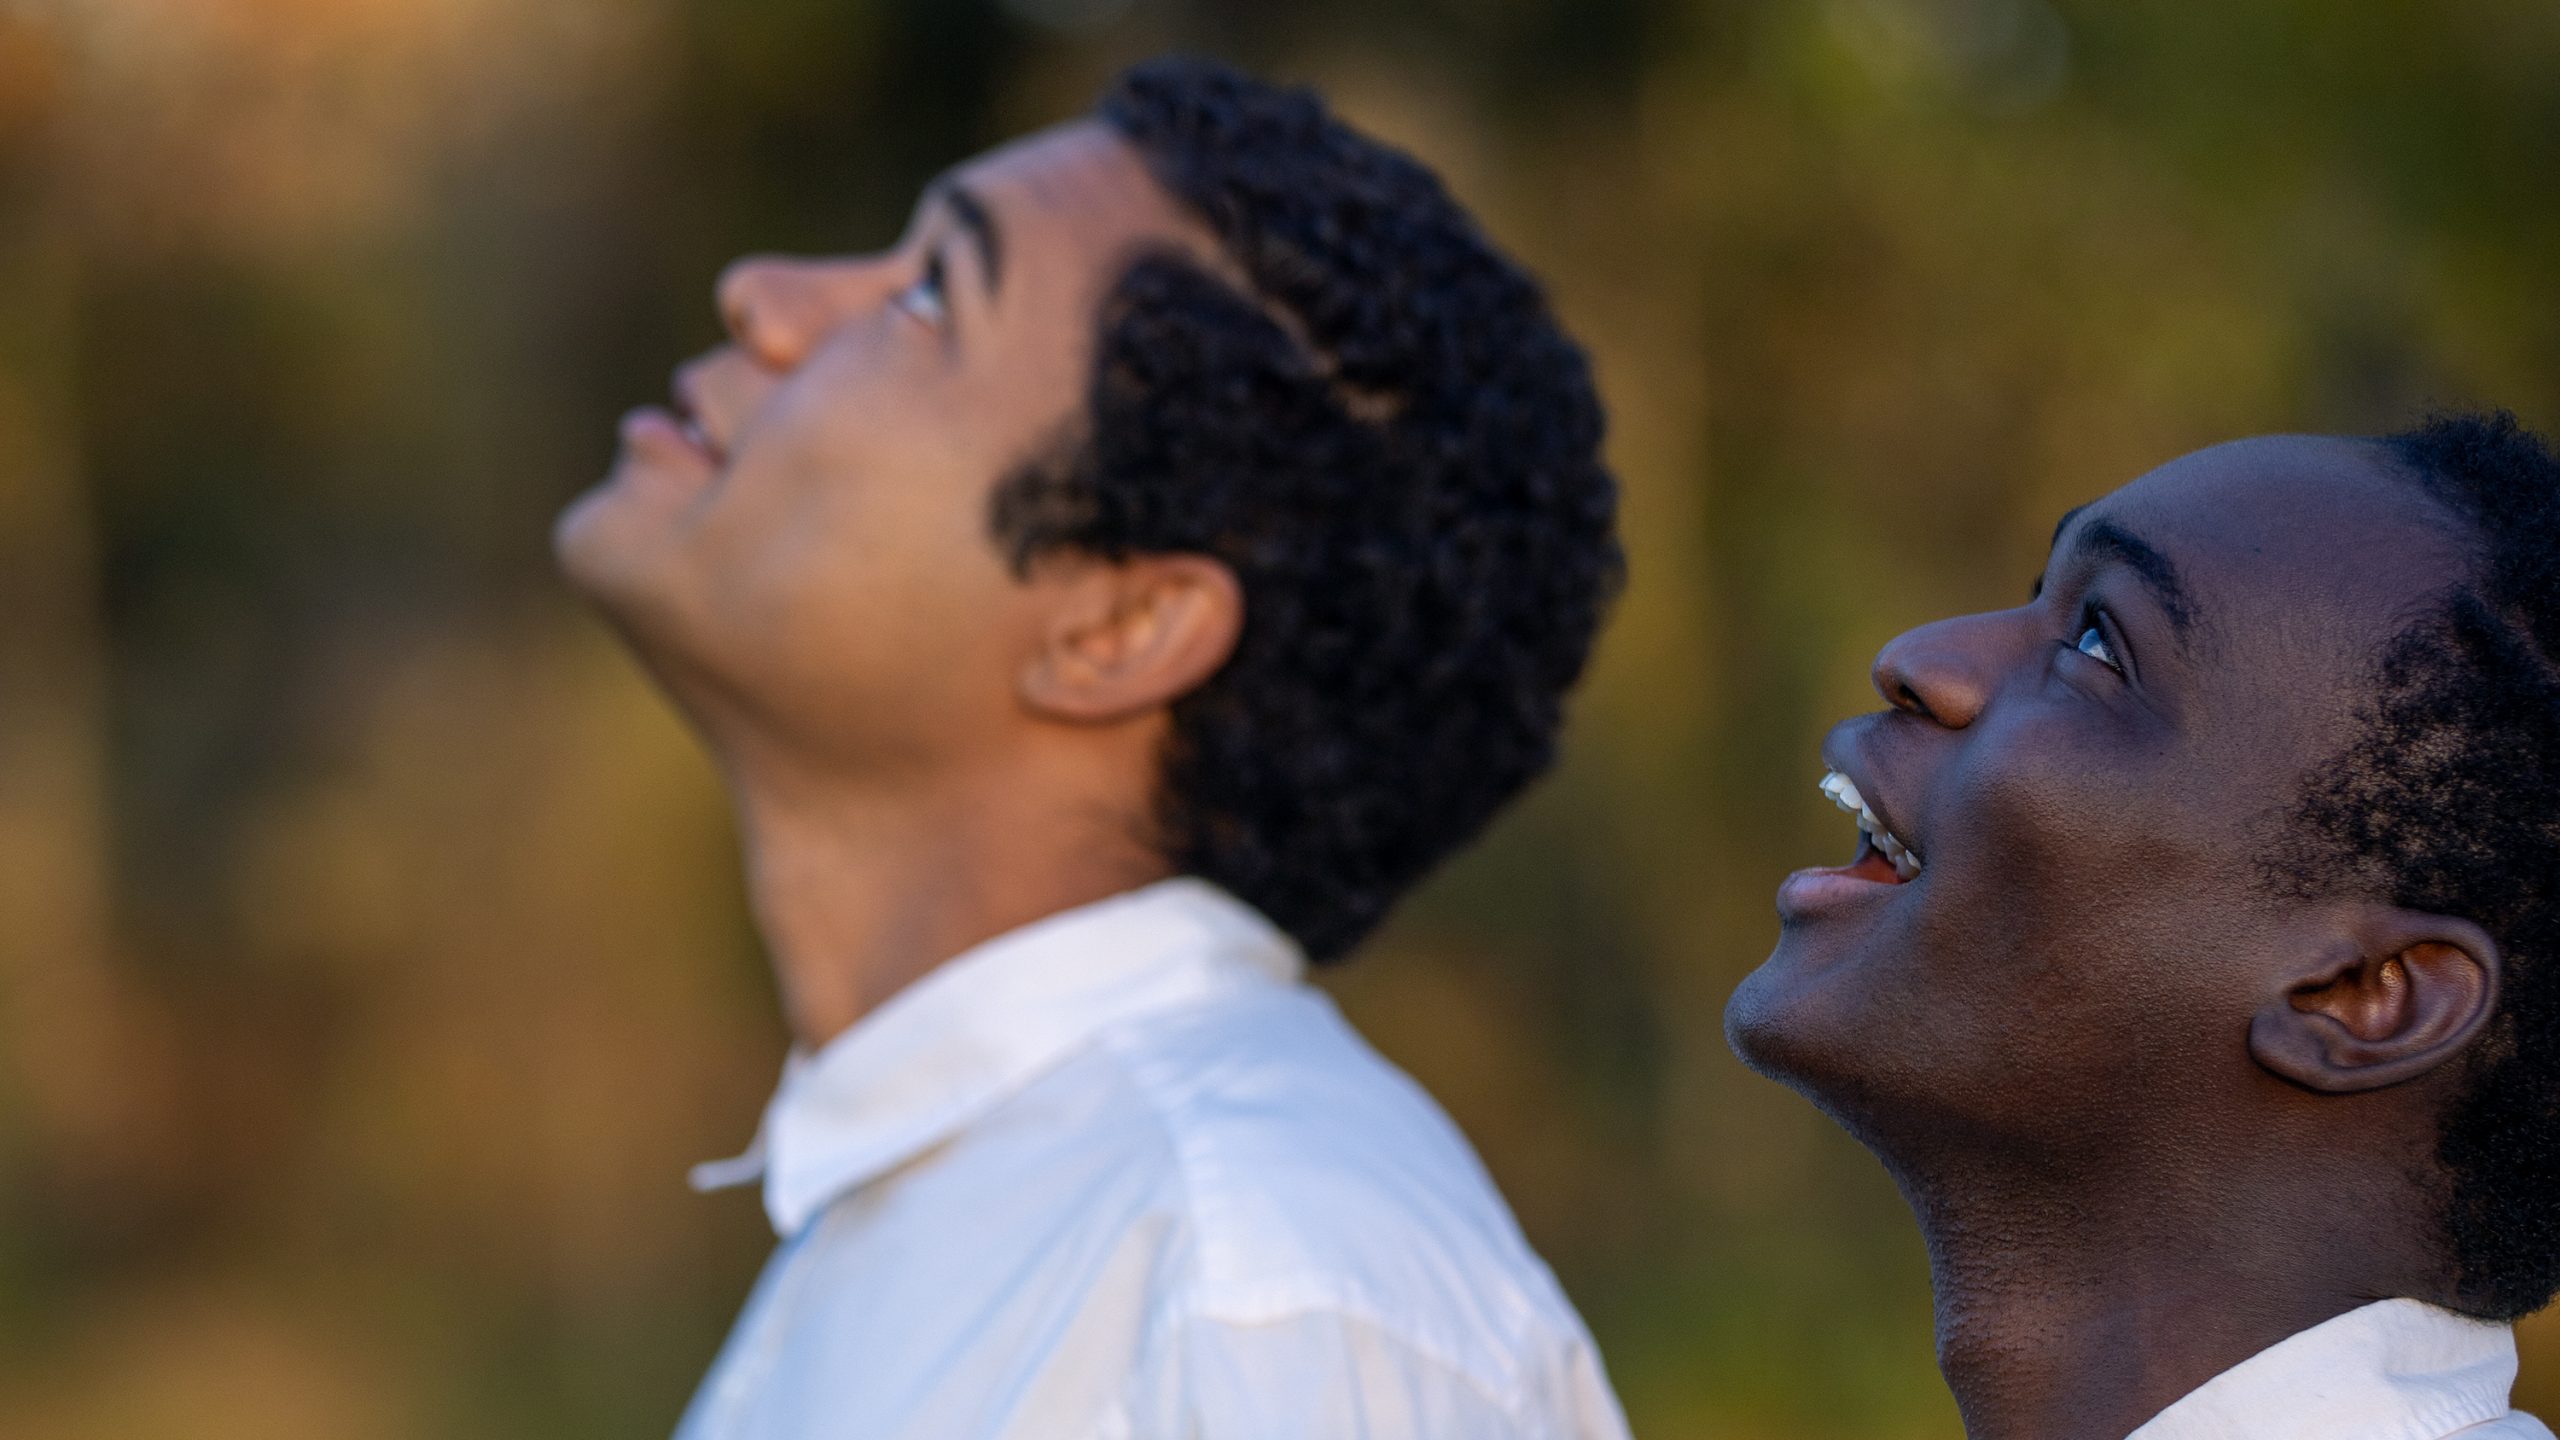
[1015,553,1243,724]
[2249,908,2502,1094]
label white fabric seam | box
[1095,1020,1542,1425]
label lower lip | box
[618,405,724,468]
[1775,865,1910,922]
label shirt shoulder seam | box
[1091,1016,1559,1415]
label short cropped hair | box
[2275,410,2560,1319]
[989,57,1623,962]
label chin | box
[1725,981,1900,1182]
[1729,934,2033,1183]
[1724,946,1828,1089]
[1723,929,1909,1130]
[554,483,715,677]
[555,473,679,601]
[551,482,617,583]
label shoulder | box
[1089,985,1605,1415]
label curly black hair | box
[985,57,1623,963]
[2272,410,2560,1320]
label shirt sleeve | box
[1123,1305,1630,1440]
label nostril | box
[1872,614,2002,729]
[715,255,808,366]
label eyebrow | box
[2049,512,2200,641]
[925,178,1003,295]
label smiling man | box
[553,56,1628,1440]
[1728,413,2560,1440]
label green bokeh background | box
[3,1,2557,1435]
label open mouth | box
[670,410,724,466]
[1819,770,1922,883]
[667,373,728,465]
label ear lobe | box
[2249,911,2502,1095]
[1016,554,1243,725]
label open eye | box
[892,254,948,328]
[2073,621,2124,675]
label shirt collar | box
[693,878,1304,1237]
[2129,1298,2520,1440]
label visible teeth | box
[1819,771,1861,810]
[1816,769,1925,877]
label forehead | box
[2083,435,2469,656]
[944,118,1216,278]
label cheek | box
[1914,712,2252,1031]
[766,335,960,471]
[1939,701,2212,908]
[797,314,1078,469]
[698,463,1009,666]
[703,346,989,573]
[690,433,1032,720]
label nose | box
[1870,611,2009,729]
[715,254,889,369]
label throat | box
[726,757,1176,1048]
[1906,1161,2439,1440]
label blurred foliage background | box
[3,0,2558,1435]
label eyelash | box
[2068,604,2125,677]
[893,252,949,328]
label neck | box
[1894,1139,2433,1440]
[717,735,1173,1050]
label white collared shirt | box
[2129,1298,2553,1440]
[675,879,1631,1440]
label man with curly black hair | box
[555,55,1629,1440]
[1727,411,2560,1439]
